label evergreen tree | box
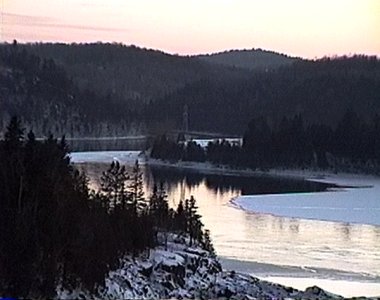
[157,183,169,227]
[100,161,129,210]
[149,184,159,217]
[128,160,146,214]
[4,116,25,146]
[174,199,186,232]
[187,196,203,246]
[202,229,216,257]
[0,118,159,298]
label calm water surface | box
[79,162,380,284]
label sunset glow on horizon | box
[2,0,380,58]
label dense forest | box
[0,41,144,137]
[148,55,380,134]
[0,41,250,137]
[0,117,213,298]
[19,42,249,104]
[1,41,379,138]
[151,111,380,173]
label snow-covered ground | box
[221,257,380,298]
[189,138,243,148]
[70,151,143,164]
[232,173,380,226]
[260,277,380,298]
[65,136,147,141]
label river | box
[71,151,380,297]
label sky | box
[1,0,380,58]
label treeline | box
[151,111,380,173]
[243,112,380,171]
[151,135,241,166]
[0,117,212,298]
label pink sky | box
[2,0,380,58]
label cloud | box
[3,12,54,24]
[3,12,129,33]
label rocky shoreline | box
[58,234,375,299]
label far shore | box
[70,150,378,187]
[146,157,377,187]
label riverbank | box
[146,157,379,186]
[221,257,380,298]
[70,151,379,185]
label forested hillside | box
[198,48,298,70]
[21,42,249,105]
[0,42,143,137]
[1,42,379,138]
[147,55,380,134]
[0,42,251,137]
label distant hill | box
[197,48,299,70]
[20,43,249,105]
[0,42,251,136]
[2,42,379,138]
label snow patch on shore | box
[70,151,143,164]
